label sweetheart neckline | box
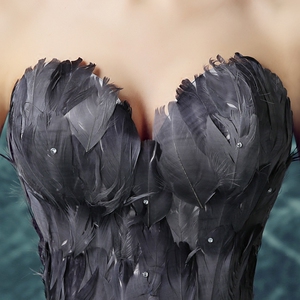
[92,64,209,141]
[6,52,294,299]
[13,52,291,146]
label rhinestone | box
[236,142,243,148]
[227,103,238,109]
[208,238,214,243]
[268,188,273,193]
[50,147,57,155]
[142,272,149,278]
[143,199,149,205]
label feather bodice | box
[7,53,293,299]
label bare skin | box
[1,0,300,141]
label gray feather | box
[6,54,293,300]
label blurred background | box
[0,122,299,299]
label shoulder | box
[0,0,90,130]
[249,1,300,56]
[247,1,300,134]
[0,1,43,129]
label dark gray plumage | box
[154,53,293,299]
[6,53,293,299]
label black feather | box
[6,54,293,300]
[155,54,293,299]
[154,103,218,208]
[132,140,172,227]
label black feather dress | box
[6,53,293,299]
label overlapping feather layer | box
[7,53,293,299]
[154,53,293,299]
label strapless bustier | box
[6,53,293,300]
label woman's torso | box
[2,2,298,298]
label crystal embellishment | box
[50,147,57,155]
[142,272,149,278]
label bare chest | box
[0,1,291,137]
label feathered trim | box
[6,54,294,299]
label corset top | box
[6,53,293,299]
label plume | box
[132,140,172,227]
[7,58,141,299]
[155,54,293,299]
[6,54,293,299]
